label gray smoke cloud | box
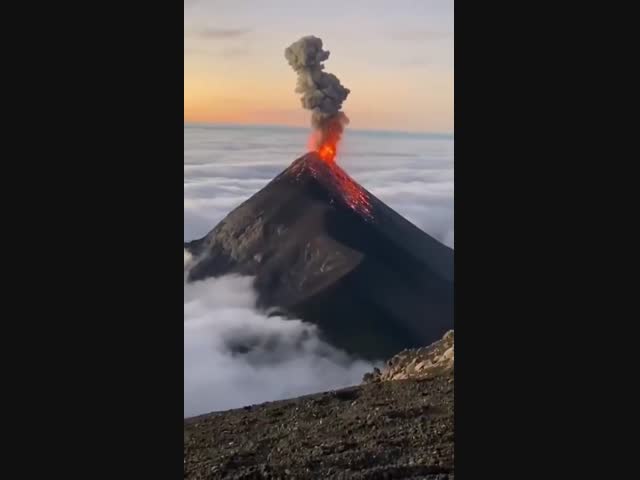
[284,36,350,149]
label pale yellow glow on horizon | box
[184,35,453,133]
[184,0,453,133]
[184,67,453,133]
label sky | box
[184,0,454,133]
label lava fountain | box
[307,115,345,164]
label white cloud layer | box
[184,263,373,417]
[184,125,454,247]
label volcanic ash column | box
[285,36,350,163]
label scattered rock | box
[184,333,454,479]
[184,370,453,479]
[363,331,454,383]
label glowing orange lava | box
[331,162,373,219]
[318,143,336,163]
[301,131,373,220]
[309,133,338,164]
[309,118,344,164]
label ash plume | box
[284,36,350,149]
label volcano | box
[184,152,453,360]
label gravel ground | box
[184,371,453,479]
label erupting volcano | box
[183,36,453,361]
[285,35,371,218]
[289,151,373,220]
[185,153,453,360]
[285,36,350,166]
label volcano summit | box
[184,152,453,360]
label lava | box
[315,125,339,163]
[318,143,336,163]
[302,116,371,218]
[309,132,338,164]
[329,162,373,220]
[308,114,347,164]
[294,150,373,220]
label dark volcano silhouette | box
[185,152,453,360]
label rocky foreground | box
[184,333,454,480]
[364,331,454,383]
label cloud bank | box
[198,27,251,39]
[184,125,454,248]
[184,255,373,417]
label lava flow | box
[300,133,373,220]
[327,157,373,220]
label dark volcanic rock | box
[184,152,454,360]
[184,370,454,480]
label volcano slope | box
[184,152,453,360]
[184,332,454,480]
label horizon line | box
[184,121,454,139]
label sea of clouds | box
[184,124,454,417]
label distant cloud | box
[220,46,251,58]
[392,30,453,42]
[185,24,253,58]
[184,45,251,59]
[183,266,373,416]
[198,27,252,39]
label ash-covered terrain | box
[184,333,454,480]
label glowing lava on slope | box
[325,157,373,220]
[298,132,373,220]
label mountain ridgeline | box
[184,152,454,360]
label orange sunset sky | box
[184,0,453,134]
